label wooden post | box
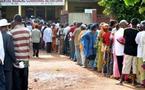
[65,0,68,11]
[18,5,22,15]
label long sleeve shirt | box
[135,31,143,58]
[81,30,97,57]
[136,31,145,62]
[0,31,5,64]
[43,27,52,43]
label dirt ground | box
[28,50,144,90]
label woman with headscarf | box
[102,23,111,76]
[78,24,87,67]
[96,22,106,72]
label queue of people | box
[0,14,145,90]
[58,18,145,88]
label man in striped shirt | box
[10,14,31,90]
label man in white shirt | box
[135,20,145,87]
[0,30,5,90]
[43,24,52,53]
[114,20,128,77]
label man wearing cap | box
[113,20,128,78]
[10,14,31,90]
[0,19,17,90]
[117,18,139,85]
[0,20,6,90]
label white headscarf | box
[0,31,5,64]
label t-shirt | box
[123,28,139,56]
[31,29,41,43]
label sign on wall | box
[84,9,96,13]
[0,0,65,6]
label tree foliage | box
[98,0,145,21]
[124,0,145,14]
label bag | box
[117,36,125,45]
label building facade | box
[0,0,109,22]
[0,0,64,21]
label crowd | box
[52,18,145,88]
[0,13,145,90]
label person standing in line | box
[73,23,82,65]
[31,24,41,57]
[57,25,64,54]
[40,23,47,49]
[63,24,71,55]
[10,14,31,90]
[135,20,145,88]
[26,21,32,35]
[0,21,6,90]
[102,23,111,77]
[96,22,106,72]
[0,19,18,90]
[68,23,77,61]
[51,23,58,52]
[81,24,98,69]
[117,18,140,86]
[78,24,87,67]
[113,20,128,79]
[43,24,53,53]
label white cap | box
[119,20,128,25]
[81,24,86,28]
[0,19,11,27]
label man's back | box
[10,24,31,61]
[43,27,52,43]
[32,29,41,43]
[124,28,139,56]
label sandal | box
[116,82,123,86]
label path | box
[28,51,144,90]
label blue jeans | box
[89,60,96,69]
[87,55,96,68]
[0,64,6,90]
[69,41,75,60]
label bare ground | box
[28,51,144,90]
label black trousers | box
[117,56,123,75]
[0,64,6,90]
[4,70,12,90]
[46,42,52,53]
[32,43,40,57]
[13,67,29,90]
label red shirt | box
[102,32,111,46]
[68,26,76,40]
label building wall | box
[4,6,18,20]
[68,2,103,14]
[2,6,62,21]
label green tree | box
[98,0,145,21]
[124,0,145,14]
